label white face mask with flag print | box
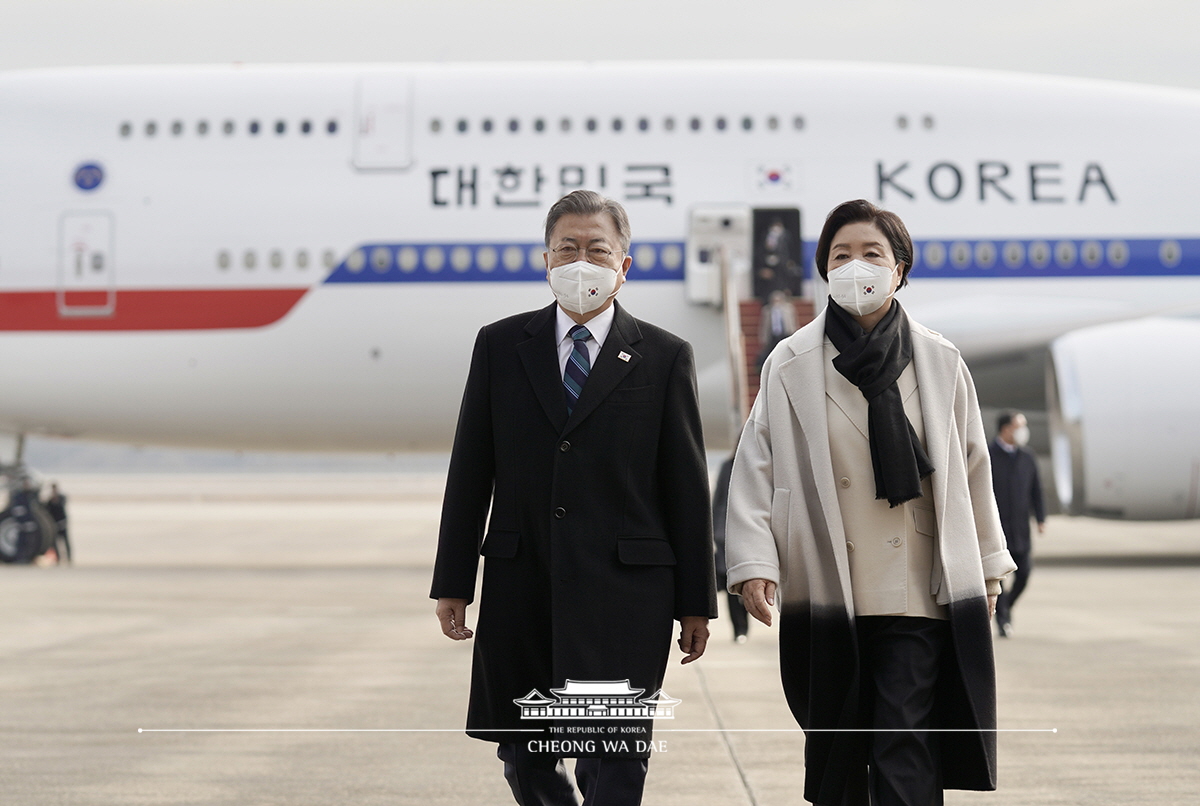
[548,260,621,315]
[827,258,897,317]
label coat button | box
[559,441,571,452]
[846,541,854,552]
[891,537,902,547]
[839,477,851,488]
[554,507,567,519]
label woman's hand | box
[740,578,777,626]
[987,594,998,621]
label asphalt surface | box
[1,473,1198,805]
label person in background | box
[44,482,71,564]
[989,411,1046,637]
[757,290,799,372]
[712,453,750,643]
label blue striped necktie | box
[564,324,592,415]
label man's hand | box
[436,598,474,640]
[678,616,710,664]
[740,578,777,627]
[987,594,998,620]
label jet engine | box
[1047,317,1200,520]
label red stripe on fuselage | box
[0,288,309,331]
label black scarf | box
[824,297,934,507]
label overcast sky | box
[3,0,1199,91]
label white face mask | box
[827,258,897,317]
[548,260,621,315]
[1013,425,1031,447]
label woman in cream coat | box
[726,200,1016,806]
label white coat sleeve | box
[960,359,1018,584]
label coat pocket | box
[480,530,519,558]
[912,506,937,537]
[617,536,677,566]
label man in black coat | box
[989,410,1046,637]
[431,190,717,806]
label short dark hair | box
[544,190,631,253]
[813,199,914,287]
[996,410,1021,432]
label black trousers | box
[854,616,950,806]
[497,743,649,806]
[995,548,1031,625]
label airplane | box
[0,61,1198,525]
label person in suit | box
[431,190,717,806]
[756,290,799,372]
[725,200,1016,806]
[989,411,1046,637]
[43,482,71,564]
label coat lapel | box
[562,301,642,436]
[776,310,854,608]
[517,303,568,434]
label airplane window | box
[223,120,235,135]
[1081,241,1103,269]
[270,250,284,269]
[586,118,597,133]
[430,119,442,133]
[508,118,519,133]
[527,246,542,269]
[634,244,656,270]
[503,246,524,271]
[217,250,231,270]
[793,116,805,131]
[197,120,209,136]
[275,120,286,135]
[741,116,752,131]
[896,115,908,130]
[560,117,571,133]
[249,120,261,135]
[612,118,623,132]
[1159,240,1182,268]
[923,115,935,130]
[371,247,392,272]
[638,117,649,132]
[424,246,446,272]
[171,121,183,136]
[1107,241,1129,268]
[301,120,313,135]
[244,250,257,270]
[326,119,339,134]
[323,249,337,269]
[1002,241,1024,268]
[663,117,676,132]
[923,242,946,269]
[1028,240,1051,269]
[950,242,971,268]
[451,246,472,272]
[1055,241,1077,269]
[347,249,366,272]
[974,242,997,269]
[482,119,494,133]
[145,121,157,137]
[766,116,779,130]
[398,246,419,272]
[661,244,683,270]
[296,250,310,269]
[715,117,727,131]
[534,118,545,133]
[689,117,701,131]
[477,246,499,271]
[119,122,132,137]
[457,119,468,133]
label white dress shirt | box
[555,304,615,377]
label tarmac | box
[1,472,1198,805]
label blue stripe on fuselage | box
[322,237,1200,283]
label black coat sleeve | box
[657,340,718,619]
[429,326,496,603]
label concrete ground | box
[1,473,1198,805]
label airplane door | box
[685,206,752,305]
[353,74,413,170]
[58,212,115,317]
[751,208,803,301]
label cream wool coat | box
[726,307,1017,803]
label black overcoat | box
[430,301,717,758]
[988,440,1045,554]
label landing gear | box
[0,435,59,565]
